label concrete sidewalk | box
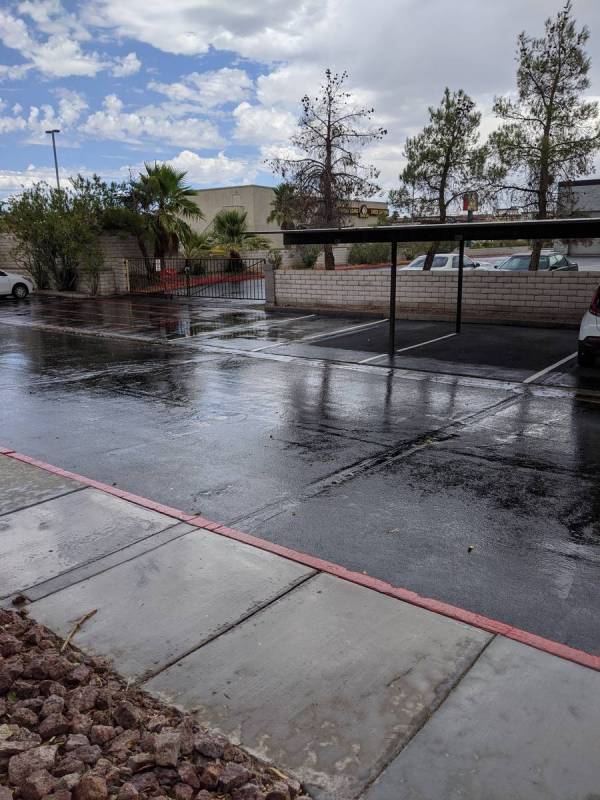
[1,450,600,800]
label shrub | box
[295,245,321,268]
[348,242,391,264]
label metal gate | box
[126,257,265,300]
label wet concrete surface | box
[2,297,600,652]
[364,636,600,800]
[28,529,313,680]
[145,572,491,800]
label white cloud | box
[232,101,296,144]
[158,149,257,186]
[112,52,141,78]
[148,67,253,110]
[81,94,224,149]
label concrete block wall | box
[269,270,600,325]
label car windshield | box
[501,255,552,271]
[407,256,426,269]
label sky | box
[1,0,600,199]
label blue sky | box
[1,0,600,198]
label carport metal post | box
[455,235,464,334]
[388,240,397,358]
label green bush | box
[401,241,456,261]
[295,245,321,268]
[348,242,391,264]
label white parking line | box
[523,352,578,384]
[252,317,388,352]
[358,331,457,364]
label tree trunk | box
[324,244,335,270]
[530,239,543,272]
[423,242,439,271]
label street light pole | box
[45,129,61,190]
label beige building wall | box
[190,185,388,247]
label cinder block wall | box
[269,270,600,325]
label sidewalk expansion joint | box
[357,634,498,800]
[0,484,88,519]
[137,571,319,686]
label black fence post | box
[456,236,464,334]
[388,240,397,358]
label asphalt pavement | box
[2,451,599,800]
[1,295,600,655]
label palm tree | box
[131,163,203,259]
[211,209,270,269]
[267,183,299,230]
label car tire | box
[12,283,29,299]
[578,343,595,367]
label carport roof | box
[271,216,600,245]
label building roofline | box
[191,185,387,205]
[558,179,600,188]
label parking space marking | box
[251,318,388,352]
[523,352,578,384]
[358,332,457,364]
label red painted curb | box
[2,448,599,673]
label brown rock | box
[197,765,220,791]
[15,698,44,712]
[219,763,251,793]
[43,792,72,800]
[126,753,154,774]
[68,688,97,714]
[0,664,14,693]
[173,785,193,800]
[155,768,179,787]
[285,779,301,798]
[21,770,56,800]
[193,733,226,760]
[107,729,140,756]
[0,633,22,657]
[54,759,85,778]
[22,657,49,681]
[13,679,37,698]
[10,707,39,728]
[0,727,42,758]
[265,784,290,800]
[70,715,92,736]
[177,719,194,756]
[93,690,112,711]
[68,665,91,685]
[232,785,266,800]
[69,745,102,766]
[41,696,66,718]
[177,763,199,789]
[45,657,71,682]
[39,714,70,740]
[117,783,138,800]
[153,731,181,767]
[73,774,107,800]
[0,786,14,800]
[89,726,116,746]
[112,703,140,730]
[56,774,81,792]
[39,682,66,699]
[8,745,58,786]
[194,793,212,800]
[128,773,158,793]
[65,735,90,752]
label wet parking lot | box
[2,294,600,654]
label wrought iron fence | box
[127,257,265,300]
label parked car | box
[0,270,34,299]
[400,254,480,271]
[578,286,600,366]
[479,252,578,272]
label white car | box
[0,270,34,299]
[400,253,480,270]
[578,286,600,366]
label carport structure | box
[281,216,600,357]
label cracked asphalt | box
[1,295,600,653]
